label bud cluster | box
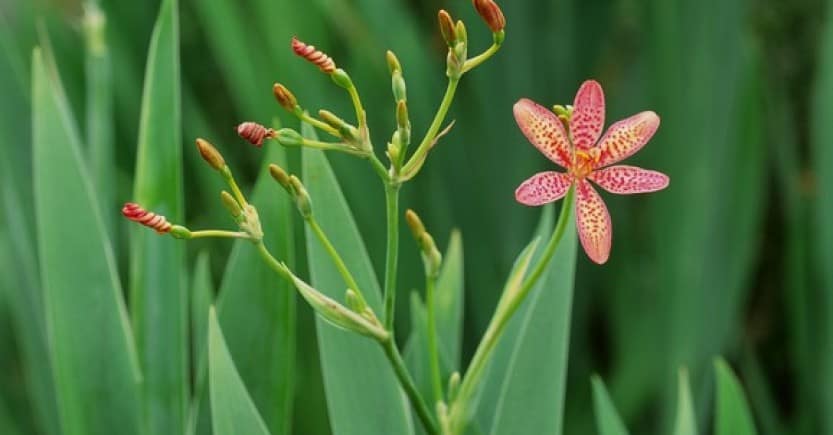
[269,164,313,219]
[386,51,411,169]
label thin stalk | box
[347,84,367,127]
[299,112,340,137]
[382,338,439,435]
[220,167,248,207]
[188,230,251,240]
[400,78,459,176]
[426,275,443,404]
[449,187,575,431]
[307,218,369,308]
[368,153,390,181]
[462,43,501,73]
[383,184,400,330]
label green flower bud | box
[169,225,192,239]
[275,128,304,147]
[289,175,313,218]
[330,68,353,90]
[268,164,291,191]
[195,138,226,171]
[220,191,242,218]
[386,50,402,74]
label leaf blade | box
[714,358,757,435]
[591,375,630,435]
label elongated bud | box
[386,50,401,74]
[397,100,410,131]
[455,21,468,46]
[289,175,313,218]
[195,138,225,171]
[268,164,291,190]
[275,128,304,147]
[220,191,242,217]
[438,10,456,46]
[392,72,407,102]
[421,232,443,276]
[237,122,276,147]
[405,209,426,238]
[122,202,173,234]
[273,83,298,112]
[291,36,336,73]
[447,372,461,401]
[473,0,506,32]
[387,140,401,164]
[330,68,353,90]
[319,110,360,142]
[345,289,363,313]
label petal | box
[515,172,572,206]
[595,111,660,168]
[576,180,612,264]
[513,98,572,168]
[589,165,669,194]
[570,80,605,150]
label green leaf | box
[214,143,296,435]
[672,369,697,435]
[302,125,414,435]
[187,251,214,435]
[32,46,141,435]
[591,375,630,435]
[435,230,465,370]
[714,358,757,435]
[208,308,271,435]
[129,0,187,432]
[489,207,578,435]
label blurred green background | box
[2,0,832,434]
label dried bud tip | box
[268,164,291,189]
[273,83,298,112]
[122,202,172,234]
[405,209,426,238]
[473,0,506,32]
[237,122,275,147]
[386,51,402,74]
[195,138,225,170]
[438,10,456,46]
[291,36,336,73]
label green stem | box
[188,230,251,240]
[347,84,367,127]
[449,187,575,432]
[368,153,390,181]
[383,184,400,330]
[307,218,369,308]
[426,275,443,404]
[299,138,366,156]
[400,78,459,177]
[381,338,439,435]
[220,166,248,207]
[462,42,501,73]
[299,112,340,138]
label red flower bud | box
[473,0,505,32]
[237,122,275,147]
[122,203,172,234]
[291,37,336,73]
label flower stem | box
[400,77,459,177]
[448,186,575,432]
[462,42,501,73]
[426,274,443,404]
[307,218,369,308]
[188,230,252,240]
[381,337,439,435]
[347,84,367,127]
[299,112,340,138]
[221,166,248,207]
[383,184,400,330]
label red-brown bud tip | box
[291,36,336,73]
[438,10,457,46]
[473,0,505,32]
[195,138,226,170]
[236,122,275,147]
[122,202,172,234]
[273,83,298,112]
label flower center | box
[570,149,600,179]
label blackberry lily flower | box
[514,80,669,264]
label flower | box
[514,80,669,264]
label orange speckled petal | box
[570,80,605,150]
[595,111,660,168]
[576,180,612,264]
[589,165,669,195]
[513,98,572,168]
[515,171,572,206]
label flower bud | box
[437,10,456,46]
[291,36,336,73]
[195,138,225,171]
[397,100,410,131]
[455,20,468,46]
[392,72,407,102]
[387,140,401,164]
[275,128,304,147]
[268,164,291,190]
[405,209,426,238]
[386,50,402,74]
[345,289,364,313]
[220,191,242,218]
[237,122,275,147]
[273,83,298,112]
[447,372,461,401]
[319,110,360,142]
[473,0,506,32]
[420,232,443,276]
[122,202,173,234]
[289,175,313,218]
